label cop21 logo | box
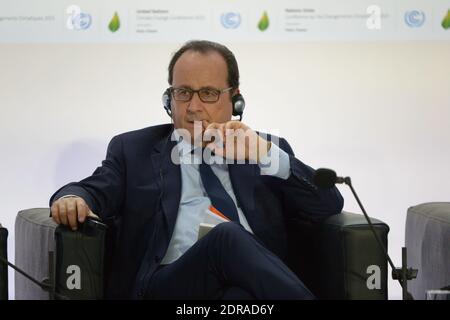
[66,5,92,30]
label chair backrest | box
[15,208,56,299]
[406,202,450,300]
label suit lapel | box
[151,130,181,238]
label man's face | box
[170,50,234,142]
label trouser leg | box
[145,222,315,300]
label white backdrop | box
[1,41,450,299]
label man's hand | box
[202,120,271,162]
[50,196,98,231]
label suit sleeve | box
[265,137,344,220]
[49,135,126,221]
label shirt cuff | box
[258,143,291,179]
[57,194,79,200]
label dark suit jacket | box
[50,124,343,299]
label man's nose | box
[186,92,204,112]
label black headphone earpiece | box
[232,93,245,121]
[162,88,172,117]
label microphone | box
[313,168,418,300]
[313,168,349,188]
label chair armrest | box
[286,211,390,300]
[15,208,106,300]
[55,217,107,299]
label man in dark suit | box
[50,40,343,299]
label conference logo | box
[404,10,425,28]
[220,12,241,29]
[258,11,269,31]
[108,12,120,32]
[66,5,92,30]
[442,9,450,30]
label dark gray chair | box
[406,202,450,300]
[288,212,389,299]
[13,208,390,300]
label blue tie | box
[199,163,239,223]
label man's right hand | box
[50,196,98,231]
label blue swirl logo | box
[72,12,92,30]
[404,10,425,28]
[220,12,241,29]
[66,5,92,30]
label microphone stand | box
[0,251,68,300]
[343,176,418,300]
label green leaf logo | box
[258,11,269,31]
[442,9,450,30]
[108,12,120,32]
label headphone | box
[162,88,246,121]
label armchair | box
[13,208,389,300]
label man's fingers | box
[224,120,242,131]
[51,197,95,231]
[204,123,223,147]
[66,200,78,230]
[202,120,210,130]
[206,141,225,158]
[51,203,61,224]
[205,122,222,131]
[76,199,88,223]
[58,201,68,226]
